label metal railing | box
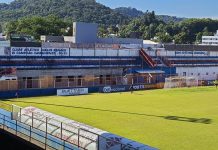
[0,74,163,92]
[0,102,12,112]
[0,112,82,150]
[0,105,139,150]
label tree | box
[5,15,70,39]
[174,32,189,44]
[0,24,2,33]
[156,32,172,43]
[214,80,218,89]
[196,32,203,44]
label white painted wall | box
[129,50,139,56]
[0,47,5,55]
[70,49,83,56]
[145,50,156,56]
[118,49,130,56]
[0,41,10,47]
[95,49,107,56]
[176,67,218,80]
[82,50,95,56]
[107,50,118,56]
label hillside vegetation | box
[0,0,128,25]
[1,0,218,44]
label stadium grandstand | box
[0,22,218,98]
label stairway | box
[158,56,172,67]
[139,49,156,68]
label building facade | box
[202,30,218,45]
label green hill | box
[0,0,129,25]
[114,7,186,23]
[114,7,144,18]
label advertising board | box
[57,88,88,96]
[11,47,41,56]
[101,86,126,93]
[10,47,70,56]
[175,51,209,56]
[42,48,69,56]
[100,84,156,93]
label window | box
[191,73,193,76]
[206,72,209,75]
[106,75,111,81]
[198,73,200,76]
[68,76,75,82]
[56,76,62,82]
[183,72,186,76]
[77,76,83,86]
[99,75,104,84]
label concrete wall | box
[146,48,218,57]
[0,41,10,47]
[176,66,218,80]
[98,37,143,45]
[0,47,5,55]
[40,36,64,43]
[73,22,98,44]
[164,44,218,51]
[64,36,75,43]
[16,68,123,78]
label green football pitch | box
[2,87,218,150]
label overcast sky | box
[1,0,217,18]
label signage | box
[10,47,69,56]
[11,47,41,56]
[175,51,209,56]
[100,84,156,93]
[42,48,69,56]
[57,88,88,96]
[132,85,145,90]
[102,86,126,93]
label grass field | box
[2,87,218,150]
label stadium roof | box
[143,40,159,45]
[134,69,165,74]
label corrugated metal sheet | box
[11,41,41,47]
[0,41,10,47]
[106,50,118,56]
[120,44,141,49]
[146,50,156,56]
[95,50,107,56]
[129,50,139,56]
[83,50,95,56]
[42,42,70,48]
[70,49,83,56]
[95,43,114,49]
[118,50,130,56]
[70,43,95,49]
[42,48,69,56]
[0,47,5,55]
[210,51,218,56]
[166,51,175,56]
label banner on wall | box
[175,51,209,56]
[42,48,69,56]
[101,86,126,93]
[57,88,88,96]
[100,84,154,93]
[10,47,70,56]
[11,47,41,56]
